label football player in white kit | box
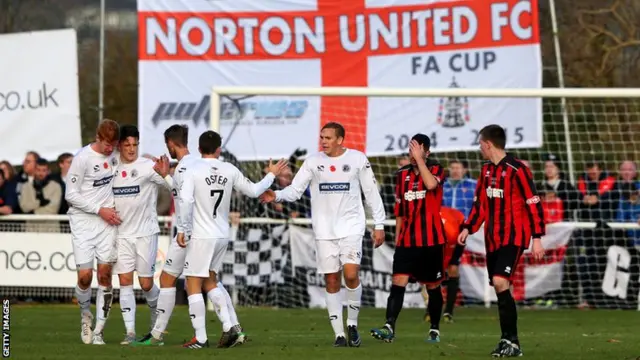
[65,119,122,345]
[260,122,386,347]
[177,130,288,349]
[136,125,249,347]
[112,125,172,344]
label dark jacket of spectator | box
[0,171,18,215]
[540,176,580,221]
[577,171,618,222]
[616,185,640,247]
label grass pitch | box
[7,304,640,359]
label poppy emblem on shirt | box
[330,165,336,172]
[122,171,127,178]
[103,162,109,169]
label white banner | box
[0,232,170,290]
[460,223,577,302]
[0,29,82,165]
[138,0,542,160]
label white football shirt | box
[178,158,275,239]
[275,149,386,240]
[65,144,119,216]
[172,154,200,234]
[113,157,172,238]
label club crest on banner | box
[437,77,470,128]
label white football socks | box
[75,285,92,316]
[325,291,345,338]
[187,294,207,343]
[151,287,176,339]
[144,284,160,310]
[346,284,362,327]
[119,285,136,334]
[217,282,239,326]
[94,285,113,334]
[208,287,232,332]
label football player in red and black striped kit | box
[370,134,447,344]
[457,125,545,357]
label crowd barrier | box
[0,215,638,310]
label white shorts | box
[209,239,229,274]
[70,215,117,269]
[183,238,228,278]
[162,235,187,277]
[113,234,159,277]
[316,235,363,274]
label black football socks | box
[426,286,443,330]
[497,289,519,346]
[385,285,405,331]
[444,277,459,315]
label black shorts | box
[486,245,525,285]
[448,244,465,266]
[392,244,445,284]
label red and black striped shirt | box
[463,155,545,252]
[394,160,446,248]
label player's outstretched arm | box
[272,159,313,203]
[149,158,173,191]
[233,159,287,198]
[151,155,173,190]
[177,168,196,240]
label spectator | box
[615,161,640,248]
[15,151,40,201]
[0,170,18,215]
[19,158,62,216]
[539,154,580,221]
[616,187,640,249]
[442,159,476,217]
[0,161,18,213]
[50,152,73,214]
[0,161,16,183]
[615,160,639,198]
[577,161,617,222]
[541,190,564,224]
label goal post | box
[205,86,640,310]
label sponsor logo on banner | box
[0,29,81,165]
[150,95,310,127]
[138,0,542,160]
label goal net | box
[210,86,640,310]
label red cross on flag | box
[138,0,542,160]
